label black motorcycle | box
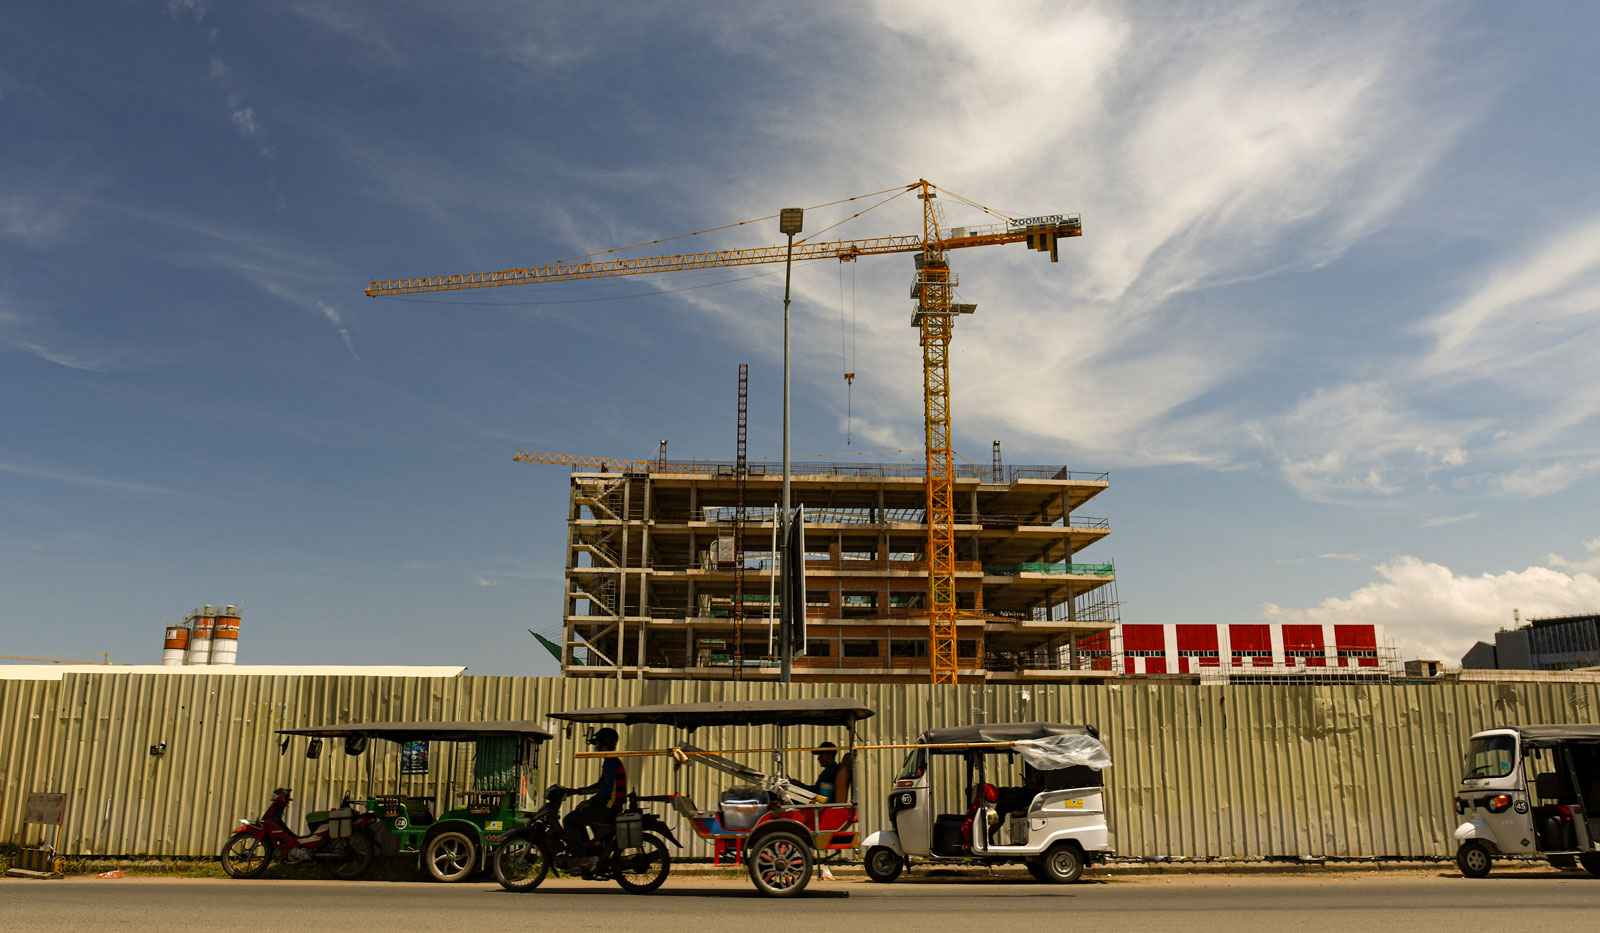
[492,785,678,893]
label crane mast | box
[371,180,1080,684]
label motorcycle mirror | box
[306,738,323,760]
[279,736,291,757]
[344,736,368,756]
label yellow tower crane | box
[367,179,1081,684]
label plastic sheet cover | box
[1014,733,1112,771]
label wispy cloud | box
[1422,513,1480,528]
[1549,538,1600,574]
[0,461,197,499]
[1246,382,1483,503]
[316,302,360,359]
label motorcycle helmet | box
[587,726,620,750]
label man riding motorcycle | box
[563,726,627,870]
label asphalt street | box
[3,869,1597,932]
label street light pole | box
[778,206,803,685]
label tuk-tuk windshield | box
[897,748,927,781]
[1462,734,1518,780]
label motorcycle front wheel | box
[322,832,376,880]
[613,832,671,894]
[220,834,273,879]
[493,837,552,892]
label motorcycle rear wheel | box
[493,837,552,892]
[322,832,376,880]
[614,832,671,894]
[220,834,273,879]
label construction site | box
[545,454,1119,682]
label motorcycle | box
[492,785,677,893]
[220,787,379,880]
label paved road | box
[3,870,1597,932]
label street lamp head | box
[779,207,804,236]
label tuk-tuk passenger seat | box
[824,753,853,804]
[669,793,716,821]
[403,798,436,825]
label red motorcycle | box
[220,787,378,880]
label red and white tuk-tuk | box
[550,697,873,897]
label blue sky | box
[3,1,1599,673]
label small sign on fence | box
[23,793,67,826]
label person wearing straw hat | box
[796,740,842,802]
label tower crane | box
[368,179,1081,684]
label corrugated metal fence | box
[1,672,1595,859]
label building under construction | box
[552,458,1118,683]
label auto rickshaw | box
[1453,723,1600,877]
[276,720,553,882]
[549,696,874,897]
[861,722,1113,883]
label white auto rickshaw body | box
[1452,724,1600,878]
[866,722,1112,881]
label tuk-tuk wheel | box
[747,832,813,897]
[425,831,478,883]
[1456,841,1492,879]
[1580,853,1600,878]
[1037,843,1084,884]
[864,846,903,883]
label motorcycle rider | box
[564,726,627,870]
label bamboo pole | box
[573,741,1029,759]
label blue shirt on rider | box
[587,756,627,811]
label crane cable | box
[838,260,857,444]
[543,183,914,266]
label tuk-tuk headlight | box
[1454,797,1466,814]
[1487,794,1512,814]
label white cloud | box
[1422,513,1480,528]
[1262,555,1600,661]
[208,56,230,79]
[231,106,261,137]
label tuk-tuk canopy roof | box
[549,697,874,730]
[277,720,554,742]
[1506,724,1600,746]
[919,722,1097,751]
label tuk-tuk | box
[861,722,1113,883]
[1453,724,1600,877]
[550,697,874,897]
[277,720,553,882]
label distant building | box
[1461,613,1600,671]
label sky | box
[3,1,1599,674]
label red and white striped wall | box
[1106,623,1387,675]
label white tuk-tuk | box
[1453,724,1600,877]
[861,722,1112,883]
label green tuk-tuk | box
[277,720,553,882]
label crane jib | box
[364,222,1081,297]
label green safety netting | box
[984,562,1115,575]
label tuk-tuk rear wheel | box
[1456,841,1492,878]
[747,832,813,897]
[425,831,478,883]
[1580,853,1600,878]
[1038,842,1084,884]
